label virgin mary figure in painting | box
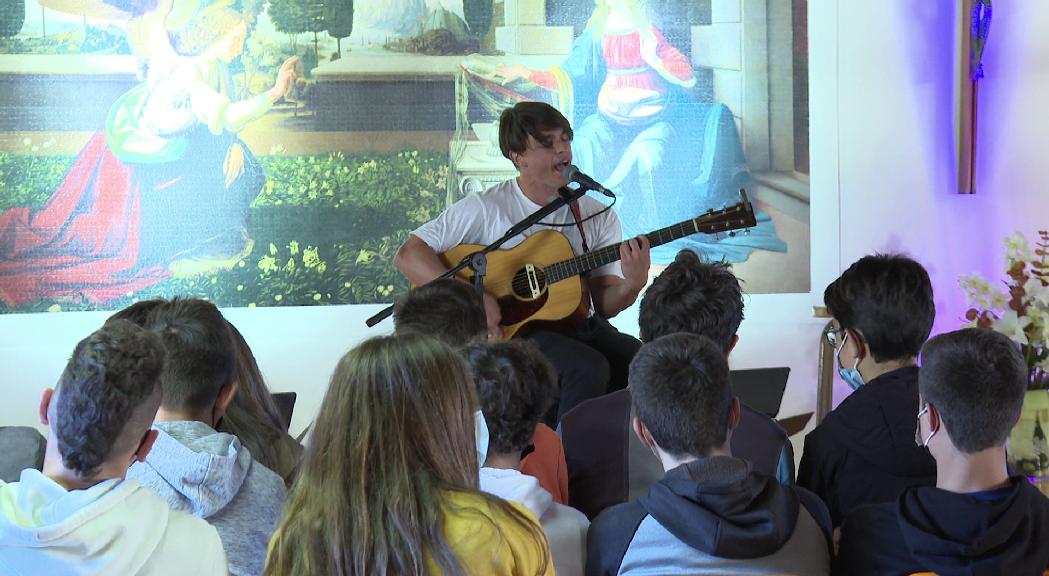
[0,3,298,307]
[493,0,785,263]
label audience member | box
[264,333,552,575]
[464,340,589,576]
[836,328,1049,575]
[108,299,305,488]
[220,322,304,488]
[126,297,285,576]
[394,278,570,504]
[0,321,226,574]
[560,249,794,519]
[393,277,489,347]
[798,254,936,526]
[587,334,831,575]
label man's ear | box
[212,379,239,426]
[133,429,159,463]
[727,397,741,431]
[926,402,942,434]
[845,328,868,361]
[39,388,54,427]
[632,415,655,451]
[726,335,740,357]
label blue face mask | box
[474,410,490,468]
[836,332,865,391]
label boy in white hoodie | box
[463,340,589,576]
[125,297,285,576]
[0,320,227,575]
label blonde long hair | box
[264,333,549,576]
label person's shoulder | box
[246,458,287,505]
[590,499,646,537]
[156,507,228,574]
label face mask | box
[474,410,489,468]
[915,404,938,448]
[836,332,865,391]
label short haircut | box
[919,328,1027,453]
[146,297,235,412]
[638,249,743,350]
[105,299,164,327]
[498,101,573,162]
[394,279,487,348]
[824,254,935,362]
[53,320,166,479]
[629,333,733,457]
[461,340,558,454]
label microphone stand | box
[365,186,588,328]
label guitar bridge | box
[525,264,542,299]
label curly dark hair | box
[394,279,488,348]
[54,320,166,479]
[824,253,935,362]
[638,249,743,350]
[629,333,733,458]
[461,340,558,455]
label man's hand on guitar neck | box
[589,235,652,319]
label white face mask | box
[474,410,490,468]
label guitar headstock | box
[691,189,758,237]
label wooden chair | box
[814,307,836,424]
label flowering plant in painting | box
[961,230,1049,390]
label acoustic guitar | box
[439,193,758,339]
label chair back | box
[0,427,46,482]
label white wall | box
[3,0,1047,439]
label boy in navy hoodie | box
[586,333,831,576]
[837,328,1049,576]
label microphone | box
[562,164,615,198]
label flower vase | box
[1010,388,1049,478]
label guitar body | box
[440,230,590,339]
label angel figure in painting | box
[0,3,299,306]
[491,0,785,263]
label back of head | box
[824,253,935,362]
[499,100,573,161]
[394,279,487,347]
[629,333,733,458]
[105,299,165,327]
[461,340,558,455]
[268,333,478,574]
[53,320,166,480]
[146,297,235,413]
[919,328,1027,454]
[638,249,743,350]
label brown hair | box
[263,333,549,576]
[498,101,573,162]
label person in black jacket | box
[798,254,937,527]
[836,328,1049,576]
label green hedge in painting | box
[0,148,449,313]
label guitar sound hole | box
[510,266,547,301]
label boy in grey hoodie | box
[126,297,285,576]
[0,321,227,575]
[587,334,831,576]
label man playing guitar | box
[394,101,651,421]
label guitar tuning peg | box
[744,228,751,236]
[728,231,737,238]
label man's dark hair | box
[638,250,743,350]
[824,254,934,362]
[105,299,165,327]
[147,297,235,412]
[629,333,733,457]
[498,101,573,162]
[919,328,1027,454]
[461,340,558,455]
[394,279,487,348]
[53,320,166,479]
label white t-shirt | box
[412,179,624,279]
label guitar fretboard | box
[544,218,711,284]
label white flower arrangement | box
[961,231,1049,386]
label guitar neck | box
[545,219,703,284]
